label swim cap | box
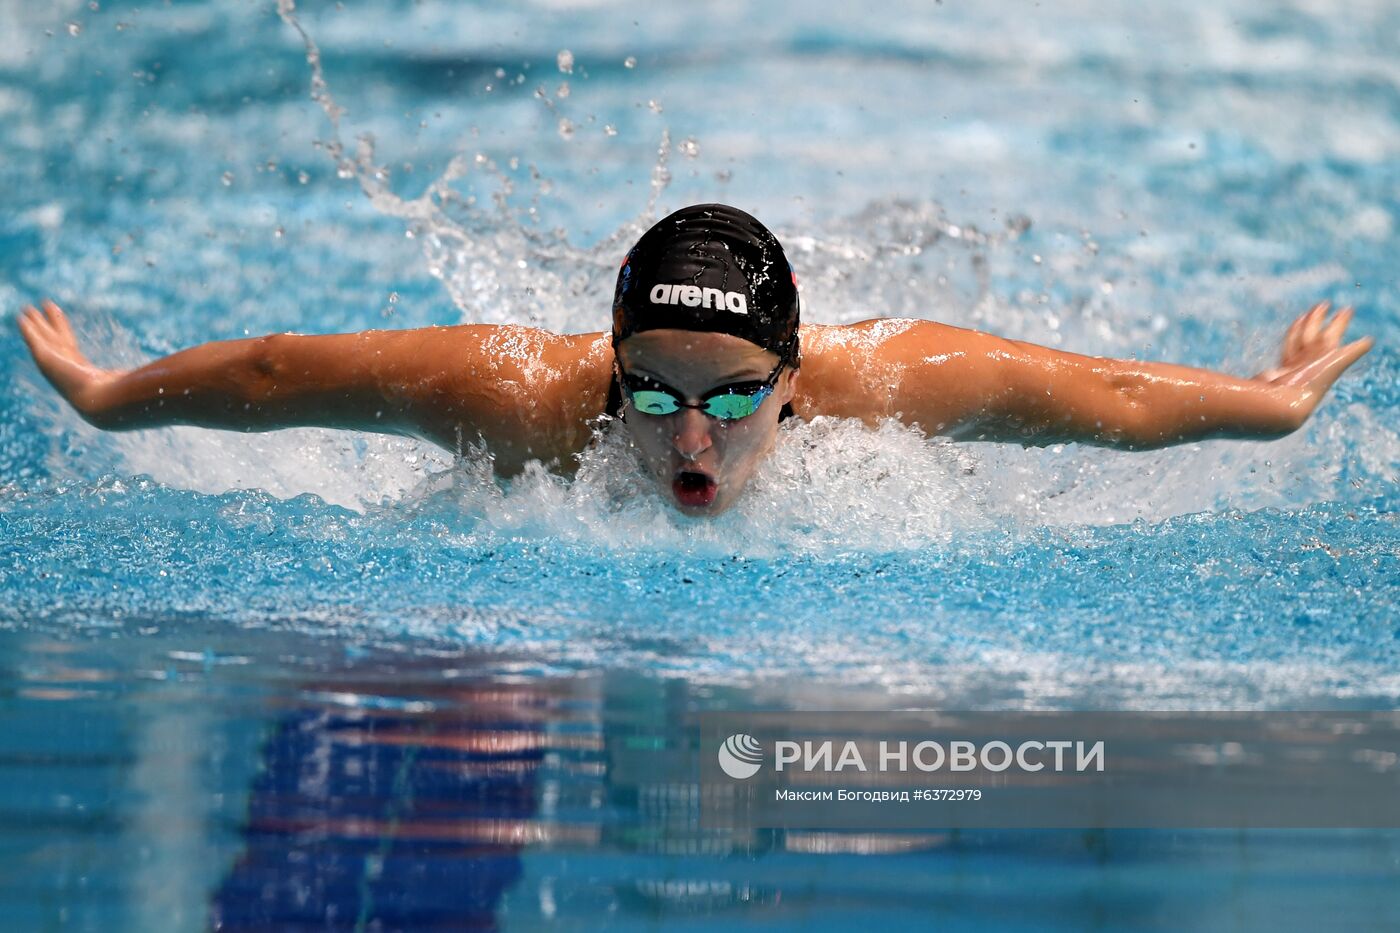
[612,203,800,366]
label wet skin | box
[17,299,1374,515]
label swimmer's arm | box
[856,303,1372,449]
[17,300,608,462]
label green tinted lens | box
[628,389,681,415]
[703,387,771,420]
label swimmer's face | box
[616,329,798,516]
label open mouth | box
[672,469,718,508]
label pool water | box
[1,0,1397,928]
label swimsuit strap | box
[605,373,792,421]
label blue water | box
[1,0,1398,928]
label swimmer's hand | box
[16,300,117,423]
[1248,300,1373,400]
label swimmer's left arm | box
[861,302,1373,449]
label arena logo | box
[649,283,748,315]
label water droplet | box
[494,67,506,79]
[220,171,234,186]
[647,99,663,113]
[624,56,637,69]
[297,171,309,185]
[388,291,399,303]
[603,124,618,137]
[556,49,574,74]
[557,117,575,140]
[264,159,278,172]
[336,164,354,179]
[273,226,285,239]
[679,137,700,158]
[556,81,570,99]
[66,22,81,36]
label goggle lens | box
[622,381,776,421]
[704,389,768,420]
[628,389,682,416]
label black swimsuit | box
[605,373,794,421]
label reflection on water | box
[1,622,1398,931]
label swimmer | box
[17,203,1373,515]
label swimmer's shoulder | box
[413,325,613,473]
[793,319,993,423]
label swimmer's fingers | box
[17,304,61,360]
[1318,305,1355,351]
[1282,300,1328,365]
[1298,299,1330,351]
[1280,302,1314,362]
[17,306,44,352]
[18,300,86,363]
[40,299,83,353]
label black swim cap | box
[612,203,800,366]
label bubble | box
[556,50,574,74]
[603,124,618,137]
[557,117,575,140]
[556,82,570,99]
[623,56,637,69]
[220,171,234,186]
[66,22,81,36]
[679,137,700,159]
[647,99,663,113]
[298,171,310,184]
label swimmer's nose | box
[671,407,713,461]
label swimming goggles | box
[617,361,784,421]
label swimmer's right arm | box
[17,300,609,466]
